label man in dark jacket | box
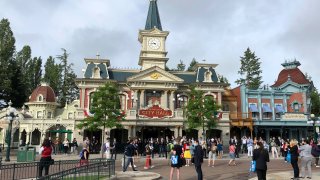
[253,141,270,180]
[193,139,204,180]
[123,139,138,172]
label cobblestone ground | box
[114,157,319,180]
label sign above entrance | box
[139,105,172,118]
[281,113,307,121]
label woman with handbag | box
[39,139,53,177]
[79,143,90,166]
[169,137,183,180]
[253,141,270,180]
[289,139,300,180]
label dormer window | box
[204,70,212,82]
[37,95,43,102]
[93,66,101,78]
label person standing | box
[79,143,90,166]
[289,139,300,180]
[271,139,278,159]
[193,139,204,180]
[299,139,312,179]
[72,138,78,154]
[208,142,217,167]
[169,137,183,180]
[63,138,69,155]
[104,138,111,159]
[123,139,138,172]
[241,136,247,154]
[247,137,253,157]
[253,141,270,180]
[217,140,223,159]
[39,139,53,177]
[111,138,117,160]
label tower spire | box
[145,0,162,31]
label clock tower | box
[138,0,169,70]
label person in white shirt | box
[247,137,253,157]
[241,136,247,154]
[105,138,110,159]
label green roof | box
[145,0,162,30]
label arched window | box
[93,67,101,78]
[38,95,43,102]
[31,129,41,145]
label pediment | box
[127,66,184,83]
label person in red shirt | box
[39,139,53,177]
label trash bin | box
[26,147,36,162]
[17,147,27,162]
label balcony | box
[229,112,253,129]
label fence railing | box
[0,158,115,180]
[38,159,115,180]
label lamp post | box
[5,101,19,162]
[307,114,319,141]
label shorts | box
[208,151,216,160]
[229,153,235,160]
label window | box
[293,103,299,112]
[47,112,52,118]
[223,104,230,111]
[275,104,284,119]
[37,111,43,119]
[93,67,101,78]
[68,112,73,119]
[38,95,43,102]
[262,104,272,119]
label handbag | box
[249,160,256,172]
[286,151,291,163]
[49,158,54,165]
[171,155,178,165]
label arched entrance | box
[140,127,173,141]
[21,129,27,146]
[230,126,241,139]
[182,129,198,139]
[110,129,128,143]
[206,129,222,139]
[31,129,41,145]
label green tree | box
[218,75,230,85]
[177,60,186,71]
[56,48,79,106]
[185,86,220,140]
[187,58,198,71]
[235,48,263,89]
[43,56,62,95]
[76,83,125,149]
[0,18,16,104]
[9,60,26,107]
[311,89,320,117]
[27,56,42,93]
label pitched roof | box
[272,68,309,87]
[29,85,56,103]
[145,0,162,30]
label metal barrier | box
[38,159,115,180]
[0,158,115,180]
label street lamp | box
[307,114,320,141]
[5,101,19,162]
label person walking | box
[184,141,192,166]
[253,141,270,180]
[228,143,236,166]
[299,139,312,179]
[72,138,78,154]
[217,140,223,159]
[271,139,278,159]
[144,143,153,169]
[169,137,183,180]
[111,138,117,160]
[208,142,217,167]
[312,139,320,167]
[193,139,204,180]
[39,139,53,178]
[289,139,300,180]
[79,143,90,166]
[123,139,138,172]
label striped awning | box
[275,105,285,113]
[262,104,272,113]
[249,104,258,112]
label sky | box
[1,0,319,89]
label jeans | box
[291,159,299,178]
[39,157,51,177]
[247,146,253,156]
[271,147,278,158]
[301,157,312,178]
[256,169,267,180]
[195,165,203,180]
[111,149,117,160]
[123,156,135,172]
[159,146,165,157]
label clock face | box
[148,38,161,50]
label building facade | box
[232,60,314,141]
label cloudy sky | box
[1,0,319,88]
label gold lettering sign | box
[282,113,307,121]
[139,105,172,118]
[150,73,162,80]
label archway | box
[31,129,41,145]
[46,125,67,141]
[206,129,222,139]
[230,126,241,139]
[20,129,27,146]
[110,128,128,153]
[182,129,198,139]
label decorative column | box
[258,93,262,120]
[174,127,179,138]
[161,90,168,108]
[271,93,275,120]
[81,88,86,108]
[169,91,175,112]
[283,94,288,112]
[26,131,30,144]
[133,90,138,109]
[217,92,222,106]
[139,90,145,108]
[266,129,270,143]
